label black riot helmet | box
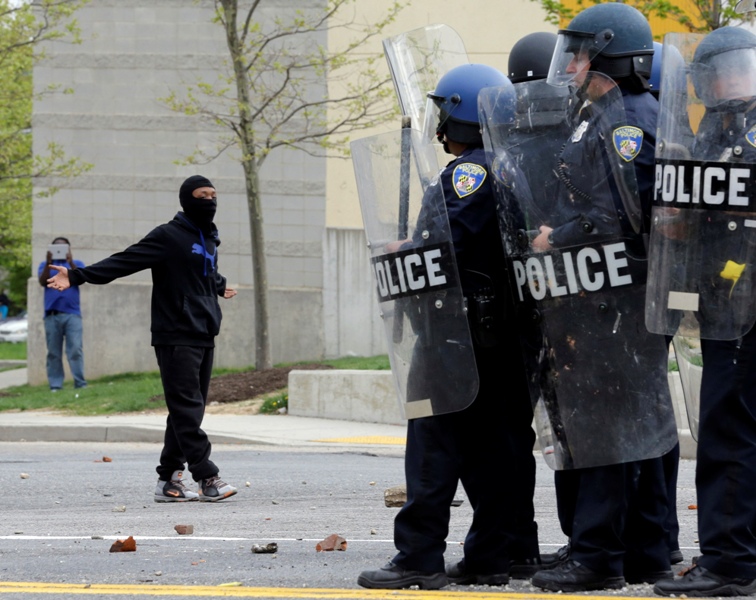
[508,32,558,83]
[691,26,756,108]
[547,3,654,86]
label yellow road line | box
[0,581,661,599]
[311,436,406,445]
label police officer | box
[654,27,756,597]
[357,64,537,590]
[521,3,677,592]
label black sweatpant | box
[154,345,218,482]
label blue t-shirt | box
[38,259,86,316]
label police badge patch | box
[453,163,487,198]
[746,124,756,148]
[613,126,643,162]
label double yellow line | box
[0,581,657,599]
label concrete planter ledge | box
[287,370,697,459]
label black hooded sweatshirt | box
[68,213,226,347]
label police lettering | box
[512,242,633,301]
[653,160,755,211]
[371,242,456,302]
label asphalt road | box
[0,441,702,599]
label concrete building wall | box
[29,0,328,384]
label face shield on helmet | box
[691,47,756,107]
[422,93,455,144]
[547,29,614,86]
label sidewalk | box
[0,365,694,456]
[0,366,407,448]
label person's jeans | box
[44,313,86,389]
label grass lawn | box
[0,342,26,361]
[0,354,390,416]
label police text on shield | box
[512,242,633,301]
[371,242,456,302]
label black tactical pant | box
[154,344,218,482]
[696,326,756,579]
[392,338,537,574]
[555,456,671,577]
[555,443,681,557]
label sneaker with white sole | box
[154,470,199,503]
[199,475,237,502]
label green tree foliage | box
[162,0,407,369]
[0,0,90,312]
[534,0,753,32]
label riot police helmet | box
[691,26,756,108]
[508,32,558,83]
[425,63,511,147]
[547,3,654,86]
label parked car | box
[0,311,28,343]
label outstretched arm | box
[47,265,71,291]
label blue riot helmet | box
[649,41,663,98]
[425,63,511,148]
[691,26,756,108]
[508,32,558,83]
[547,3,654,87]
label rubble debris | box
[252,543,278,554]
[384,485,407,507]
[316,534,347,552]
[20,473,29,479]
[109,536,137,553]
[174,524,194,535]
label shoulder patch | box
[613,126,643,162]
[452,162,487,198]
[746,124,756,149]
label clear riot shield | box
[646,32,756,341]
[351,128,479,420]
[479,75,677,470]
[383,24,468,128]
[383,24,468,175]
[671,334,702,438]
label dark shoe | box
[670,549,684,565]
[446,560,509,586]
[654,565,756,597]
[511,556,543,579]
[625,569,674,584]
[154,470,199,503]
[532,559,625,592]
[358,562,448,590]
[198,475,237,502]
[540,542,571,568]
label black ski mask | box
[179,175,217,230]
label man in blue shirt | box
[37,236,86,391]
